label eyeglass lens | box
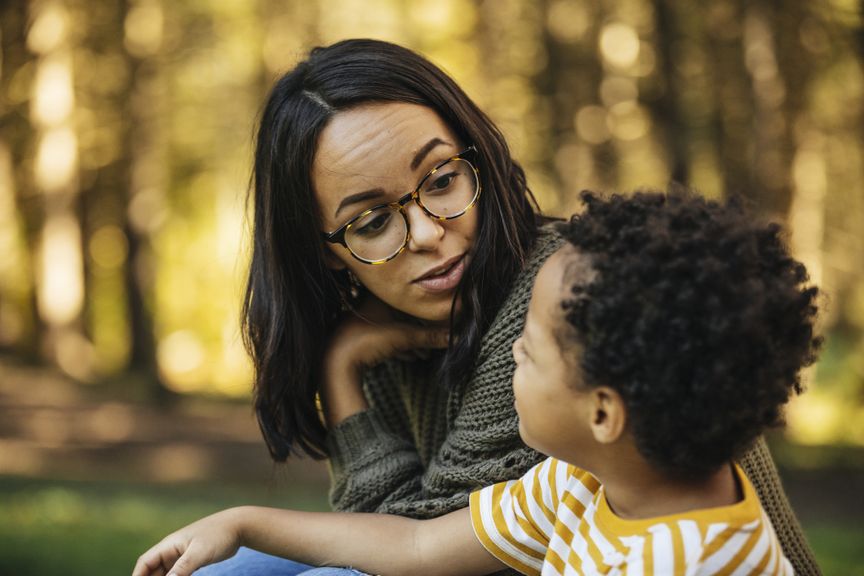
[345,157,478,262]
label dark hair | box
[559,189,821,478]
[244,39,539,460]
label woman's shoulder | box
[475,220,567,355]
[505,220,567,307]
[537,216,567,242]
[524,218,568,279]
[500,220,568,310]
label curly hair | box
[560,189,822,478]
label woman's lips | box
[414,255,466,293]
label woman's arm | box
[326,363,432,513]
[326,305,540,518]
[320,295,450,427]
[132,507,503,576]
[324,297,451,513]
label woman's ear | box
[324,248,347,271]
[588,387,626,444]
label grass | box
[0,476,329,576]
[1,474,863,576]
[805,524,864,576]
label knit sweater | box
[326,222,821,575]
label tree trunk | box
[0,0,42,358]
[120,0,173,402]
[652,0,690,185]
[706,0,756,202]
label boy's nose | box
[512,337,522,361]
[405,202,444,252]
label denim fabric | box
[193,547,366,575]
[301,569,367,575]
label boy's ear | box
[588,387,626,444]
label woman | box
[198,39,819,575]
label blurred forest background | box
[0,0,862,574]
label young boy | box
[134,190,820,576]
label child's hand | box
[131,509,244,576]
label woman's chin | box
[407,294,461,326]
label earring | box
[338,270,364,312]
[347,270,363,300]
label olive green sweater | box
[326,223,820,575]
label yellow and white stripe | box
[469,458,792,575]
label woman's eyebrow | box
[410,137,450,171]
[334,188,386,220]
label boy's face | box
[512,245,596,463]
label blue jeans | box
[194,547,367,575]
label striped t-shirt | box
[470,457,792,575]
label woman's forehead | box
[312,102,459,225]
[315,103,455,171]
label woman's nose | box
[405,202,444,252]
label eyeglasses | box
[322,146,481,265]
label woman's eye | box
[355,212,391,235]
[428,172,456,192]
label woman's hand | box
[132,509,245,576]
[321,293,450,426]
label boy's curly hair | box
[561,189,821,478]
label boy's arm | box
[132,506,504,576]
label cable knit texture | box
[326,222,820,576]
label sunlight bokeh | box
[0,0,862,446]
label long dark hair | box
[244,39,539,460]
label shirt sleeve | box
[327,361,429,513]
[470,457,565,576]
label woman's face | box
[313,102,478,324]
